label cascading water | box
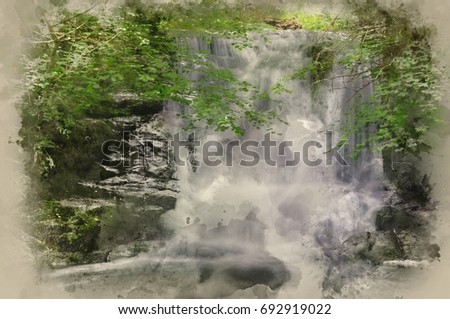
[161,30,385,297]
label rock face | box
[31,96,178,267]
[83,115,178,204]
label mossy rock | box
[28,120,119,199]
[33,199,167,265]
[375,206,422,231]
[308,42,335,84]
[33,201,105,258]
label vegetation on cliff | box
[285,0,443,156]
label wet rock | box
[32,198,168,266]
[198,253,290,291]
[33,114,177,203]
[225,212,266,248]
[97,203,165,250]
[89,115,178,207]
[46,252,287,298]
[396,232,440,261]
[322,260,372,296]
[172,212,268,259]
[196,214,290,294]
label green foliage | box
[33,201,104,256]
[157,0,350,43]
[287,42,336,93]
[20,0,443,176]
[281,11,351,32]
[342,0,443,155]
[19,4,281,176]
[278,0,443,156]
[33,139,57,177]
[309,43,336,84]
[178,64,280,135]
[161,0,277,36]
[21,7,184,176]
[272,41,337,98]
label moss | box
[285,40,337,98]
[309,42,336,86]
[24,120,119,200]
[28,202,161,265]
[34,201,104,257]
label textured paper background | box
[0,0,449,298]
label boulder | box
[198,253,290,291]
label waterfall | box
[161,30,384,297]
